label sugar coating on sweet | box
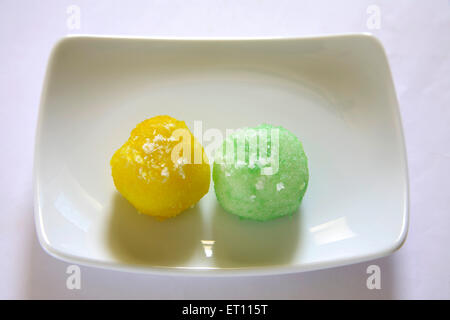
[276,182,285,191]
[212,124,309,221]
[255,179,264,190]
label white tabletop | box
[1,0,449,299]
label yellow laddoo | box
[110,115,210,219]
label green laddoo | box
[213,124,309,221]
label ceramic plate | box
[34,34,408,275]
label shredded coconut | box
[178,167,186,179]
[161,167,169,177]
[154,134,166,142]
[142,141,155,154]
[175,157,188,167]
[138,167,148,182]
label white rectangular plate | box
[34,34,408,276]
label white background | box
[0,0,449,299]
